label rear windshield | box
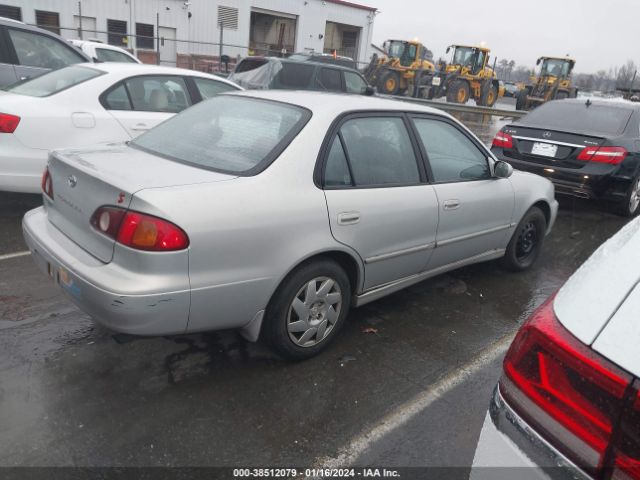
[95,47,138,63]
[131,95,311,175]
[234,59,269,73]
[519,102,634,136]
[5,65,103,97]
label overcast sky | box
[370,0,638,74]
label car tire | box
[613,175,640,217]
[447,80,470,103]
[516,89,529,110]
[501,207,547,272]
[262,259,351,361]
[378,70,401,95]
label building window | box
[0,4,21,21]
[107,19,127,47]
[35,10,60,35]
[136,23,154,50]
[218,5,238,30]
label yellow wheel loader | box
[516,57,577,110]
[364,39,435,96]
[418,45,502,107]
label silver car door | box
[410,115,515,270]
[322,114,439,291]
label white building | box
[0,0,377,68]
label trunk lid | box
[554,217,640,353]
[46,143,236,263]
[502,125,606,168]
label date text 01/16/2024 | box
[232,468,401,478]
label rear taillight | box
[500,296,633,475]
[492,131,514,149]
[90,206,189,251]
[577,146,628,165]
[0,113,20,133]
[41,167,53,199]
[611,382,640,480]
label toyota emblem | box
[67,174,77,188]
[542,131,552,139]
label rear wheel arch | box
[268,250,363,308]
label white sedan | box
[67,39,141,64]
[0,62,240,193]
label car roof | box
[0,16,25,26]
[75,62,240,87]
[240,56,360,73]
[228,89,449,117]
[558,97,640,110]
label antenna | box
[585,99,592,107]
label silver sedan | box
[23,90,558,360]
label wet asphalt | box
[0,100,631,471]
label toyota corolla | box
[23,91,558,359]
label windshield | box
[387,41,416,66]
[452,47,476,66]
[132,96,311,175]
[540,59,572,77]
[518,101,633,136]
[4,65,103,97]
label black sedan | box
[491,99,640,216]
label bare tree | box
[617,59,637,89]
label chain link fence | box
[48,24,372,76]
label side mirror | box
[493,160,513,179]
[364,85,376,96]
[536,58,541,66]
[446,46,451,54]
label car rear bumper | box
[494,152,630,202]
[471,386,592,480]
[22,206,191,335]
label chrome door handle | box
[337,212,361,225]
[443,199,460,210]
[131,123,149,131]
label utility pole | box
[156,11,160,65]
[219,21,224,72]
[78,1,83,39]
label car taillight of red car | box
[499,296,639,478]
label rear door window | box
[332,117,421,187]
[520,102,634,136]
[124,76,191,113]
[8,28,85,69]
[273,63,314,89]
[103,83,132,110]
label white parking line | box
[0,250,31,261]
[317,332,516,467]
